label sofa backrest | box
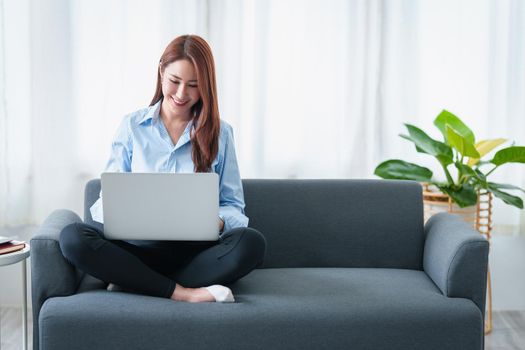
[242,179,424,270]
[84,179,424,270]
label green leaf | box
[487,182,525,193]
[474,160,492,167]
[374,160,433,181]
[467,138,507,166]
[434,110,475,144]
[446,125,480,158]
[404,124,454,166]
[455,162,476,176]
[474,169,487,186]
[438,184,478,208]
[491,146,525,166]
[487,184,524,209]
[399,134,425,153]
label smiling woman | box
[161,61,200,113]
[58,34,267,304]
[157,59,201,146]
[150,35,220,172]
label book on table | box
[0,236,15,245]
[0,237,26,255]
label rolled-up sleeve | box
[90,116,133,223]
[217,124,249,232]
[105,116,133,172]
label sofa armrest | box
[31,209,84,350]
[423,212,489,317]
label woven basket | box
[422,183,493,241]
[422,183,493,334]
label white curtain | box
[0,0,32,226]
[1,0,524,232]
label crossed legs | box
[58,223,266,302]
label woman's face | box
[161,59,201,118]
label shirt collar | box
[175,117,195,149]
[139,99,196,130]
[143,99,196,149]
[139,100,162,125]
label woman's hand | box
[218,217,225,232]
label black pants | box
[59,223,266,298]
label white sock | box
[107,283,123,292]
[204,285,235,303]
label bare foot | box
[171,283,215,303]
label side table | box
[0,245,30,350]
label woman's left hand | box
[218,217,225,232]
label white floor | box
[0,226,524,310]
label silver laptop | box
[101,172,219,241]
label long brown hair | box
[150,35,220,172]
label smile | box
[172,97,189,107]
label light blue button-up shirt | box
[90,100,249,232]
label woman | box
[59,35,266,303]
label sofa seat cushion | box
[39,268,483,350]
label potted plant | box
[374,109,525,210]
[374,109,525,335]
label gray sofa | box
[31,179,488,350]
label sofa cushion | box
[39,268,482,350]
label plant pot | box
[421,183,493,334]
[422,183,493,240]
